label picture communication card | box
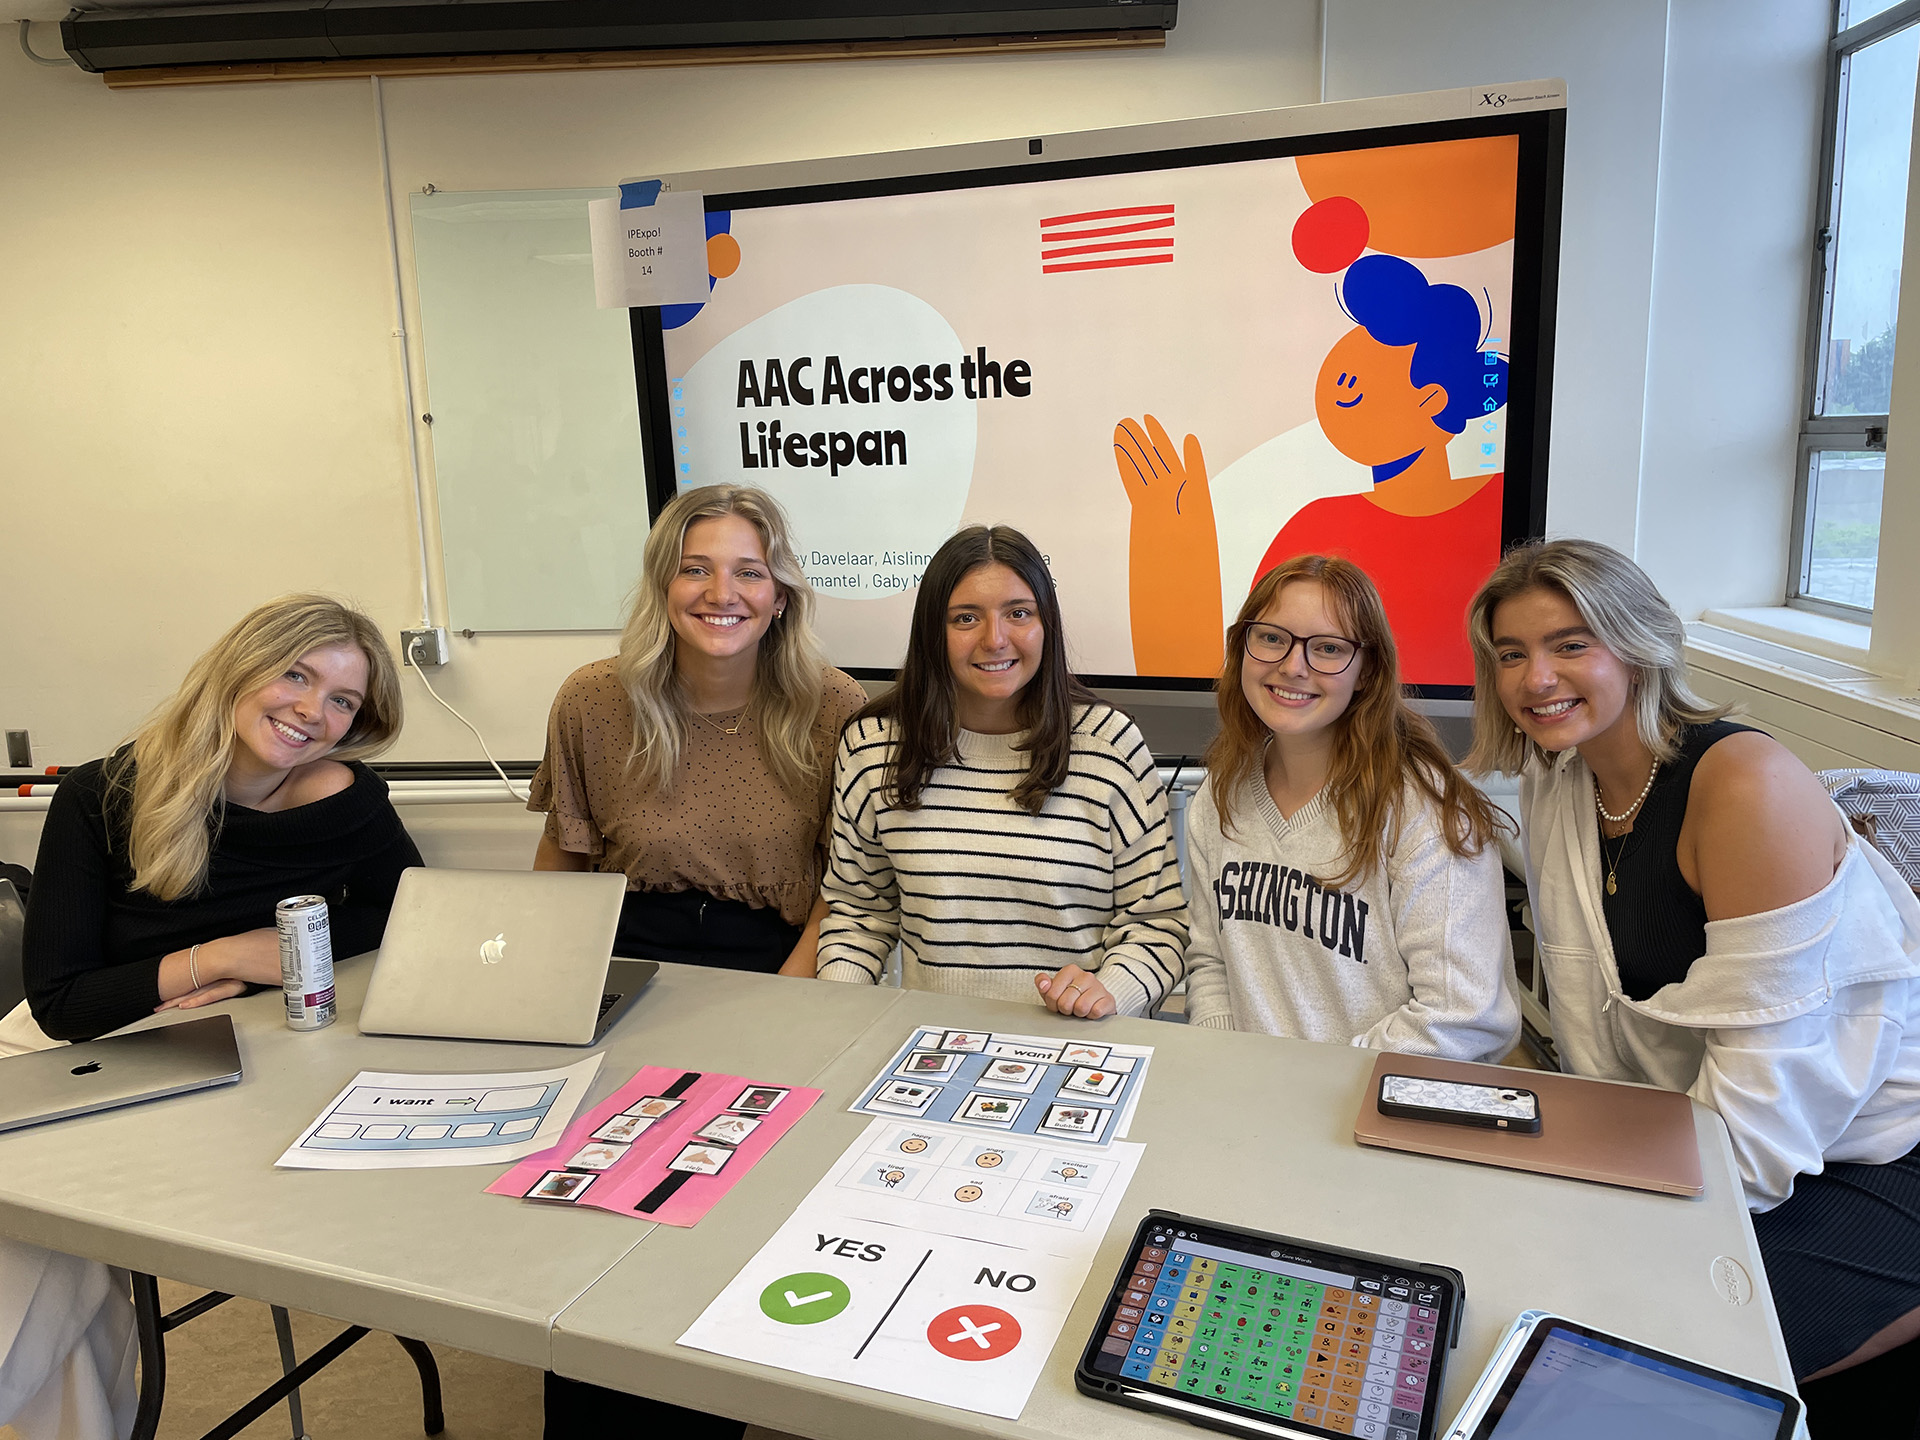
[679,1115,1144,1419]
[488,1065,819,1225]
[276,1056,602,1170]
[850,1027,1152,1145]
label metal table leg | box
[270,1304,309,1439]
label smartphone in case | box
[1378,1074,1541,1134]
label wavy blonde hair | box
[1465,539,1729,775]
[107,595,403,901]
[1206,556,1506,890]
[615,485,828,799]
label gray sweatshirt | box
[1183,772,1519,1061]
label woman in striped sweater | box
[813,525,1188,1017]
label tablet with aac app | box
[1443,1311,1799,1440]
[360,868,650,1045]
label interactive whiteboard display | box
[637,83,1564,690]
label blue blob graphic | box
[1341,253,1505,434]
[660,208,734,331]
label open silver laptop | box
[359,868,655,1045]
[0,1014,243,1134]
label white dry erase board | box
[409,188,653,633]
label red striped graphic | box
[1042,237,1175,260]
[1040,204,1174,227]
[1041,217,1175,243]
[1041,202,1173,276]
[1043,254,1175,274]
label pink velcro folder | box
[488,1065,819,1225]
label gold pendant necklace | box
[1602,825,1629,895]
[1595,760,1657,896]
[694,707,747,737]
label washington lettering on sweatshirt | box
[1184,773,1519,1061]
[1209,860,1370,963]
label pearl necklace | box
[1594,760,1659,896]
[1593,759,1659,826]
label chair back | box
[0,879,25,1017]
[1820,769,1920,896]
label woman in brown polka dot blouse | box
[530,484,864,975]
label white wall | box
[0,1,1320,770]
[1325,0,1829,620]
[0,0,1848,779]
[1636,0,1827,621]
[1324,0,1670,556]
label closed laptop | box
[0,1014,243,1134]
[360,868,651,1046]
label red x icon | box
[927,1305,1022,1361]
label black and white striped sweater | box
[816,704,1189,1014]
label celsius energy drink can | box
[276,894,336,1031]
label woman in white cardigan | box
[1466,538,1920,1389]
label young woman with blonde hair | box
[1182,555,1519,1059]
[1,594,417,1440]
[531,488,862,1434]
[1471,538,1920,1388]
[11,593,416,1047]
[531,482,864,973]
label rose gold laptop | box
[1353,1052,1704,1196]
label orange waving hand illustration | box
[1113,415,1223,677]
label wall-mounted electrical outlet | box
[5,731,29,767]
[401,628,450,667]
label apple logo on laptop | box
[70,1061,101,1076]
[480,934,507,965]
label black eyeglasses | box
[1243,624,1364,675]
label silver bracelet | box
[189,943,201,990]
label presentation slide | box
[655,121,1549,687]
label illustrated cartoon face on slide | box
[1315,254,1504,478]
[1316,329,1450,468]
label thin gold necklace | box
[1600,823,1631,896]
[693,707,748,737]
[1593,760,1658,897]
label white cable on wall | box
[405,636,530,802]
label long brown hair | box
[1205,555,1506,889]
[861,525,1097,814]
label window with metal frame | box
[1795,0,1918,617]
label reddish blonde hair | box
[1205,555,1506,889]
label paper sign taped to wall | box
[590,189,710,308]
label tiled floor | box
[147,1280,539,1439]
[0,1279,803,1439]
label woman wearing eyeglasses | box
[1182,555,1519,1059]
